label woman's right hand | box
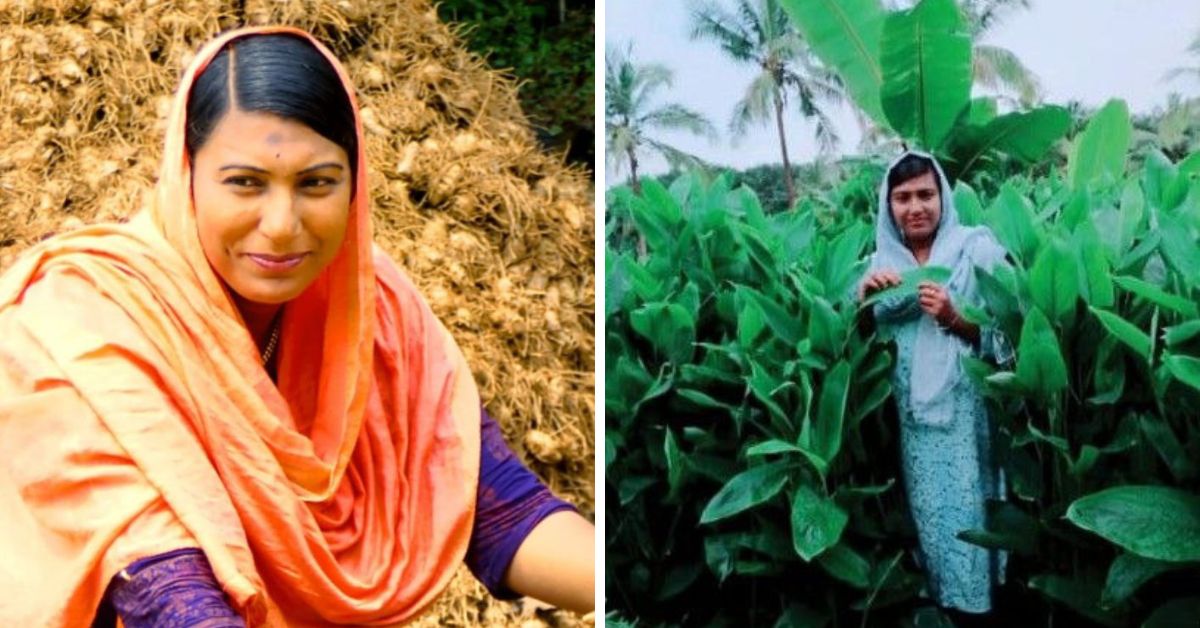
[858,269,902,301]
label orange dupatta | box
[0,26,479,626]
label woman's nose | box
[257,188,301,242]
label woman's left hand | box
[917,281,958,327]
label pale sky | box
[604,0,1200,183]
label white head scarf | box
[870,150,1008,423]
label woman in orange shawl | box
[0,27,593,626]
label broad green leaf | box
[791,485,849,561]
[1164,354,1200,393]
[1068,99,1132,191]
[879,0,971,149]
[738,299,766,347]
[986,184,1040,264]
[1165,320,1200,346]
[953,181,983,226]
[814,361,852,464]
[1075,222,1115,307]
[808,295,845,357]
[1015,308,1068,400]
[956,106,1072,175]
[700,462,790,524]
[1029,238,1078,324]
[737,285,801,346]
[630,302,695,364]
[745,439,803,458]
[1117,179,1145,257]
[605,429,622,469]
[1066,485,1200,562]
[860,266,952,308]
[1156,211,1200,289]
[815,542,871,588]
[1089,307,1150,360]
[1101,553,1179,609]
[1112,275,1198,317]
[781,0,887,128]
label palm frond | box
[640,104,718,139]
[644,138,712,173]
[729,70,779,138]
[689,1,758,63]
[974,44,1042,106]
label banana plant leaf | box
[1068,99,1132,191]
[950,106,1072,176]
[879,0,972,150]
[781,0,888,129]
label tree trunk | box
[774,91,796,209]
[625,147,646,257]
[627,147,642,195]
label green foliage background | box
[438,0,594,170]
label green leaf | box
[1015,308,1068,401]
[1029,237,1078,324]
[700,462,790,524]
[1066,485,1200,562]
[955,106,1072,175]
[738,299,766,347]
[1164,354,1200,393]
[790,485,849,561]
[814,361,852,464]
[985,184,1040,265]
[630,302,696,364]
[953,181,983,226]
[1164,320,1200,347]
[1112,275,1198,317]
[746,439,803,458]
[1156,211,1200,288]
[781,0,887,129]
[1089,307,1151,361]
[664,429,686,501]
[808,295,845,358]
[1100,553,1179,609]
[815,542,871,588]
[1075,222,1115,307]
[737,285,801,346]
[879,0,972,149]
[1068,99,1132,191]
[1139,414,1194,482]
[860,266,952,308]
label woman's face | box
[889,171,941,245]
[192,108,351,305]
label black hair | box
[886,153,940,195]
[185,34,357,177]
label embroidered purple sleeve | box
[466,408,577,599]
[104,548,244,627]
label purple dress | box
[93,408,576,627]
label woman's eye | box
[301,177,339,190]
[224,176,262,188]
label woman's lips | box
[245,252,308,273]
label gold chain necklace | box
[261,318,281,365]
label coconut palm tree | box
[605,44,716,194]
[961,0,1043,107]
[689,0,845,208]
[1164,28,1200,87]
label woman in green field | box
[858,151,1012,623]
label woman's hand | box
[917,281,959,327]
[859,269,902,301]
